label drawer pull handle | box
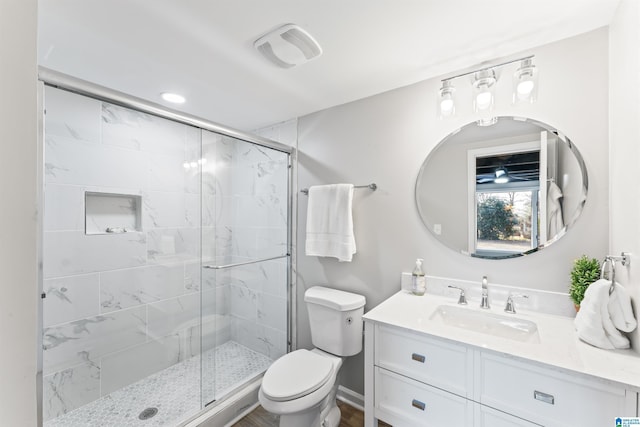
[411,353,426,363]
[534,390,555,405]
[411,399,426,411]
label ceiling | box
[38,0,620,132]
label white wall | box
[296,29,609,394]
[609,0,640,348]
[0,0,39,425]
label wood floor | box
[232,400,391,427]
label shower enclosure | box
[39,71,292,426]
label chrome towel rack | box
[300,183,377,195]
[601,252,631,295]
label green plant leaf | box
[569,255,600,305]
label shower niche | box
[84,192,142,235]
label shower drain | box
[138,407,159,420]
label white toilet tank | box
[304,286,366,356]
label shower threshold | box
[44,341,273,427]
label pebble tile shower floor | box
[45,342,273,427]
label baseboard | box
[183,380,365,426]
[181,377,261,427]
[336,385,365,412]
[221,401,260,427]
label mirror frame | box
[415,116,589,259]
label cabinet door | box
[475,404,542,427]
[374,367,473,427]
[375,324,472,397]
[478,352,635,426]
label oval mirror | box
[416,117,588,259]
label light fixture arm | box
[441,55,535,84]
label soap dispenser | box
[412,258,426,296]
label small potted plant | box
[569,255,600,311]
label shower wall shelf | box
[85,191,142,235]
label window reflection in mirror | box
[473,150,541,257]
[416,117,588,260]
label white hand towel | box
[547,181,564,236]
[608,282,637,333]
[305,184,356,262]
[574,279,630,349]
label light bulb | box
[438,81,456,119]
[476,90,493,110]
[516,80,535,101]
[440,98,454,115]
[513,59,538,104]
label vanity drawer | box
[475,404,542,427]
[374,367,472,427]
[375,324,471,397]
[478,353,634,426]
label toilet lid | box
[261,350,334,402]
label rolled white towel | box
[575,279,616,349]
[608,282,637,333]
[575,279,631,349]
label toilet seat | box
[261,349,334,402]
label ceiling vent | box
[254,24,322,69]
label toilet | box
[259,286,366,427]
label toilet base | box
[278,396,340,427]
[323,404,341,427]
[278,407,321,427]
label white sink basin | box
[429,305,540,343]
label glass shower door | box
[200,130,290,406]
[41,86,204,426]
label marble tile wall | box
[254,119,298,349]
[201,130,290,362]
[42,87,291,421]
[42,87,209,421]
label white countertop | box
[363,290,640,390]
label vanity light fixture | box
[438,80,456,118]
[513,58,538,104]
[473,69,498,126]
[473,69,496,111]
[437,55,537,125]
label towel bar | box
[601,252,631,295]
[300,183,377,195]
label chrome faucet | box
[480,276,490,309]
[448,285,467,305]
[504,293,529,314]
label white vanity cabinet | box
[475,404,541,427]
[477,352,635,426]
[375,325,473,397]
[375,367,474,426]
[364,322,637,427]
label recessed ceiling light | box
[161,92,185,104]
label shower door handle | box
[202,254,289,270]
